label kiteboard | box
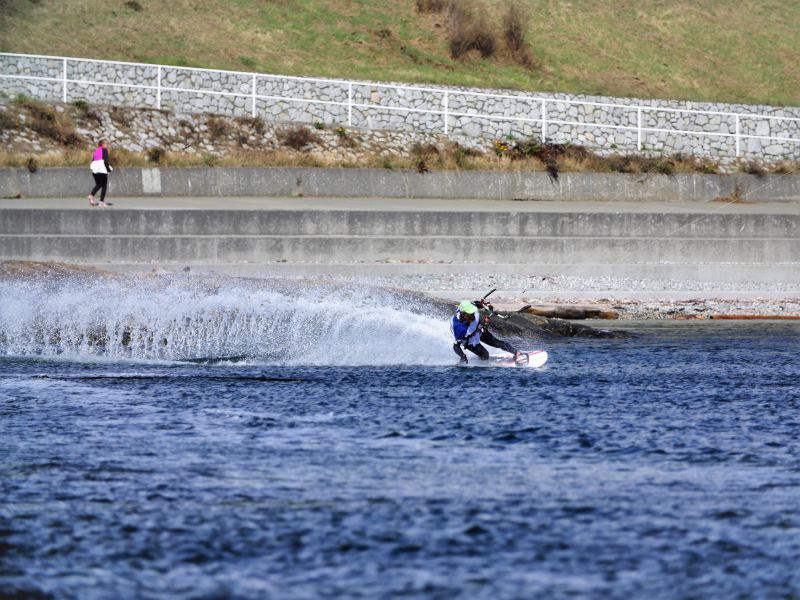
[489,349,548,368]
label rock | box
[521,304,620,320]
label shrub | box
[109,107,133,128]
[147,147,166,164]
[313,121,325,130]
[0,109,17,132]
[741,160,767,178]
[206,115,229,140]
[449,25,496,59]
[502,4,536,69]
[415,0,446,13]
[236,115,266,135]
[26,157,38,173]
[446,0,496,59]
[125,0,143,11]
[72,99,89,111]
[23,101,83,146]
[278,125,321,151]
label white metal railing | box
[2,51,800,158]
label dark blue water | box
[2,321,799,599]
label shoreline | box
[8,260,797,321]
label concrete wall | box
[3,53,799,161]
[1,206,798,284]
[3,167,800,203]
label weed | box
[125,1,143,11]
[202,153,217,166]
[502,4,536,69]
[335,126,349,139]
[713,182,750,203]
[278,125,321,151]
[493,139,510,156]
[415,0,446,13]
[0,109,17,132]
[26,157,38,173]
[72,99,89,111]
[236,115,266,135]
[740,160,767,178]
[447,0,496,59]
[416,159,429,173]
[239,56,257,69]
[13,93,32,105]
[770,160,799,175]
[206,115,230,140]
[381,156,395,169]
[147,147,166,164]
[313,121,325,130]
[21,100,83,146]
[109,107,133,128]
[449,26,496,59]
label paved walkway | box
[2,196,800,214]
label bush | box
[446,0,496,59]
[449,25,496,59]
[147,147,166,164]
[415,0,446,13]
[278,125,321,151]
[0,109,17,132]
[502,5,536,69]
[23,100,83,147]
[235,115,266,135]
[206,115,230,140]
[109,107,133,128]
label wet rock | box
[490,311,630,339]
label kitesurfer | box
[451,299,522,364]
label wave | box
[0,271,456,365]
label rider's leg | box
[464,343,490,360]
[479,330,518,354]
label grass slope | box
[1,0,798,106]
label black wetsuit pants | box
[90,173,108,202]
[462,330,518,360]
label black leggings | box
[90,173,108,201]
[464,330,518,360]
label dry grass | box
[277,125,322,151]
[13,98,83,147]
[502,4,536,70]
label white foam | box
[0,273,456,365]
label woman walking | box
[88,139,112,207]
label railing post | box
[735,115,740,157]
[62,58,67,103]
[541,99,547,142]
[251,73,256,117]
[637,106,642,151]
[348,82,353,126]
[156,65,162,110]
[443,91,448,135]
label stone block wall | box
[2,53,799,161]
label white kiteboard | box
[489,349,548,368]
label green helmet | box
[458,300,477,314]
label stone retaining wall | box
[3,53,800,161]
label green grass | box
[1,0,798,106]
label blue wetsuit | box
[451,307,517,362]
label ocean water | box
[1,273,799,599]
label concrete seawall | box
[1,197,798,284]
[2,167,800,202]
